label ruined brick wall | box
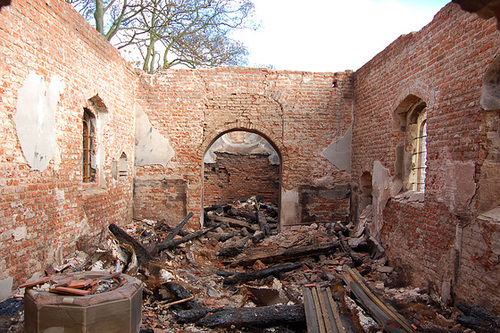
[352,3,500,312]
[134,68,354,228]
[203,152,280,206]
[0,0,137,283]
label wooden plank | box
[347,267,416,333]
[316,286,335,333]
[342,269,403,333]
[311,286,327,333]
[326,286,346,333]
[303,286,321,333]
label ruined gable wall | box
[0,0,137,283]
[134,68,354,228]
[352,3,500,312]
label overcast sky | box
[232,0,450,72]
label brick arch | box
[200,127,284,226]
[481,53,500,110]
[198,125,287,165]
[391,82,435,114]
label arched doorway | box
[202,130,281,232]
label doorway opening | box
[202,130,281,231]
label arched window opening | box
[394,96,428,193]
[203,131,281,233]
[119,152,128,179]
[82,108,96,183]
[409,109,427,192]
[481,54,500,110]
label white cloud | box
[233,0,449,72]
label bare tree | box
[67,0,256,73]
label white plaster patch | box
[371,161,392,239]
[55,188,65,203]
[15,71,65,171]
[443,160,475,213]
[12,226,27,241]
[0,277,13,301]
[321,127,351,172]
[281,190,300,226]
[134,102,175,167]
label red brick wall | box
[352,3,500,312]
[135,68,353,228]
[0,0,136,284]
[203,152,280,206]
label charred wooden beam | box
[164,282,202,310]
[225,206,258,223]
[196,304,306,329]
[223,262,303,285]
[218,236,251,257]
[108,223,156,268]
[257,210,271,236]
[163,212,193,243]
[154,225,218,254]
[206,214,257,232]
[227,242,340,267]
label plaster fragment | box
[15,71,64,171]
[134,103,175,166]
[12,226,27,241]
[321,127,351,172]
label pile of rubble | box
[2,196,500,332]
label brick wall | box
[134,68,353,228]
[2,0,498,313]
[203,152,280,206]
[0,0,136,283]
[352,3,500,312]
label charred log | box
[108,223,156,268]
[196,304,306,329]
[164,282,202,310]
[223,262,303,285]
[227,241,340,267]
[154,225,218,254]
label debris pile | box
[18,271,124,296]
[2,196,500,332]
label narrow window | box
[119,152,127,179]
[393,95,428,194]
[409,109,427,192]
[82,108,96,183]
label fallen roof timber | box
[342,266,417,333]
[303,284,347,333]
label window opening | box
[82,108,96,183]
[119,152,127,179]
[409,108,427,192]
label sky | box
[232,0,450,72]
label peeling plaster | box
[281,190,299,227]
[443,160,476,215]
[0,277,13,301]
[134,102,175,167]
[15,71,64,171]
[12,226,27,241]
[321,127,351,172]
[370,161,392,239]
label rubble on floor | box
[3,196,500,332]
